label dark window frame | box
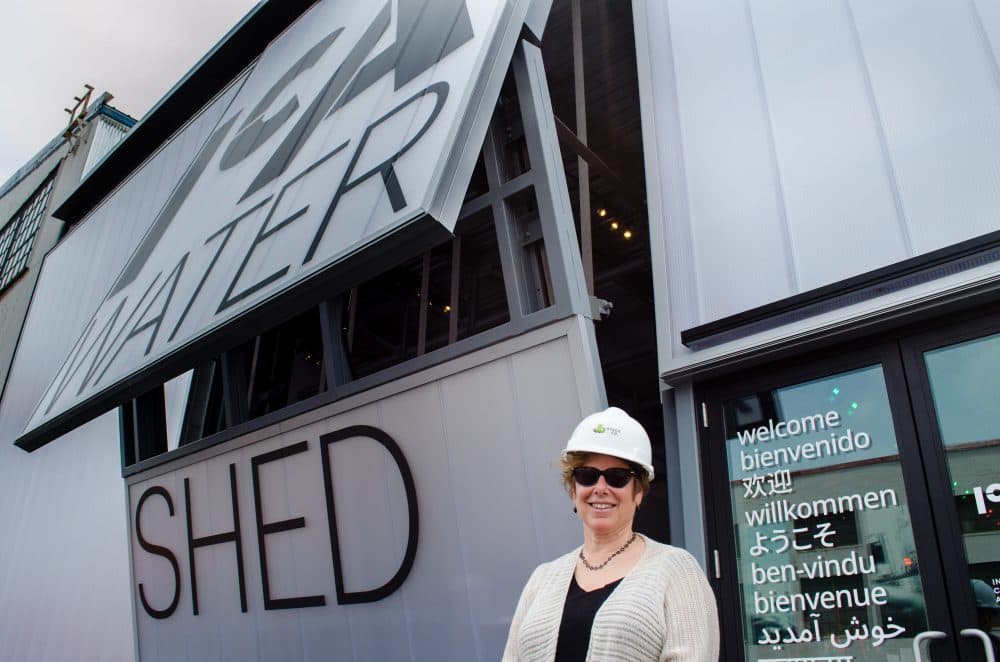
[0,170,56,294]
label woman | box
[503,407,719,661]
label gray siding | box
[637,0,1000,367]
[127,317,601,661]
[0,74,248,446]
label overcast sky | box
[0,0,259,185]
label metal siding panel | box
[438,359,531,661]
[0,412,133,661]
[122,323,593,660]
[752,0,911,290]
[852,0,1000,254]
[24,0,543,445]
[666,0,795,322]
[325,411,413,662]
[508,337,587,557]
[974,0,1000,68]
[82,119,130,179]
[378,386,476,661]
[643,0,1000,374]
[0,74,248,448]
[634,0,698,363]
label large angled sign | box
[18,0,535,449]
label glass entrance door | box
[902,325,1000,662]
[700,336,995,662]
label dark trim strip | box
[53,0,319,224]
[680,228,1000,346]
[665,277,1000,384]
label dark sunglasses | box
[572,466,637,489]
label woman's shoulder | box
[639,537,709,576]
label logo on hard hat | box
[592,423,620,436]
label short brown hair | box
[558,451,651,497]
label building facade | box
[0,1,998,661]
[0,90,134,395]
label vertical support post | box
[346,287,357,353]
[482,120,531,328]
[220,350,248,427]
[571,0,593,295]
[449,236,461,344]
[512,40,592,317]
[178,361,217,445]
[417,251,431,355]
[318,297,352,389]
[121,386,169,464]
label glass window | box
[159,206,511,453]
[454,208,510,338]
[0,173,55,293]
[246,308,324,418]
[345,207,510,380]
[723,365,929,661]
[924,334,1000,638]
[346,254,423,379]
[495,73,530,181]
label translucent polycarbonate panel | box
[0,72,250,450]
[163,370,194,452]
[0,412,133,661]
[21,0,536,449]
[128,323,595,660]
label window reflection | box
[925,334,1000,643]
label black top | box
[554,574,623,662]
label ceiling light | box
[623,229,633,239]
[610,220,620,230]
[597,208,607,217]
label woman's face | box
[572,453,644,536]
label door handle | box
[961,628,997,662]
[912,630,948,662]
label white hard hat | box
[972,579,1000,610]
[562,407,654,480]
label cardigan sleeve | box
[659,549,720,661]
[502,564,545,661]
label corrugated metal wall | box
[639,0,1000,359]
[82,115,132,178]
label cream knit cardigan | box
[503,535,720,661]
